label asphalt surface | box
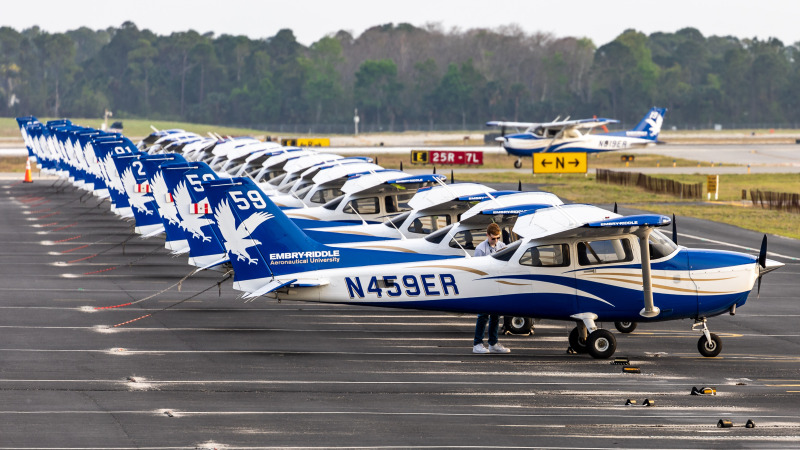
[1,177,799,449]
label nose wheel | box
[693,319,722,357]
[514,159,522,169]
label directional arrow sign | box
[533,152,587,174]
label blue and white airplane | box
[488,107,667,168]
[199,176,782,359]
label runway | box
[1,179,799,448]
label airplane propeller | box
[757,234,767,297]
[500,125,506,137]
[518,180,522,191]
[672,214,678,245]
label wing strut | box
[636,228,660,318]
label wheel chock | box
[612,357,630,365]
[717,419,733,428]
[746,419,756,428]
[691,386,716,395]
[625,399,637,405]
[622,366,641,374]
[642,398,655,407]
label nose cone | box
[761,258,784,275]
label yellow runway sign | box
[533,152,587,174]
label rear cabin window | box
[577,238,633,266]
[344,197,379,215]
[407,215,451,234]
[520,244,570,267]
[384,193,415,214]
[310,187,342,204]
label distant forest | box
[1,21,799,131]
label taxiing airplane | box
[488,107,667,168]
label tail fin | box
[160,161,228,268]
[138,153,190,252]
[628,107,666,141]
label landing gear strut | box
[693,318,722,357]
[568,313,617,359]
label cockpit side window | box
[577,238,633,266]
[343,197,379,215]
[424,224,453,244]
[649,230,678,260]
[491,241,521,261]
[520,244,570,267]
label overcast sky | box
[2,0,795,47]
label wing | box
[512,204,669,241]
[486,121,540,128]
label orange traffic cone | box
[23,159,33,183]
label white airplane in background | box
[488,107,666,168]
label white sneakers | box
[489,343,510,353]
[473,343,511,354]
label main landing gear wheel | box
[504,316,533,335]
[568,326,588,354]
[514,159,522,169]
[587,329,617,359]
[614,321,638,333]
[698,332,722,357]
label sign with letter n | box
[533,152,587,174]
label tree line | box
[1,21,799,131]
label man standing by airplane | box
[472,223,511,354]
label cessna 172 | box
[488,107,666,168]
[199,176,782,359]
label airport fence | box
[749,190,800,213]
[596,169,703,199]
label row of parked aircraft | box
[16,115,782,359]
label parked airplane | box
[488,107,667,168]
[200,176,782,359]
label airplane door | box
[514,243,576,318]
